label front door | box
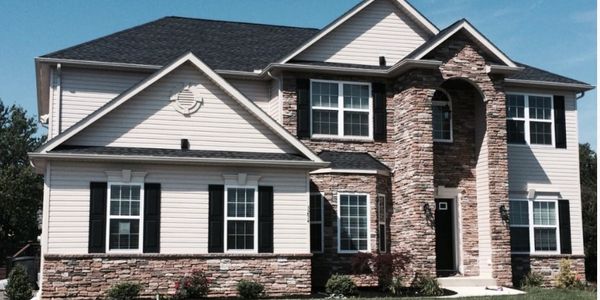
[435,199,455,276]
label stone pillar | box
[389,73,437,277]
[482,78,512,286]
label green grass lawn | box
[427,288,596,300]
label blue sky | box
[0,0,596,147]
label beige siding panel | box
[228,79,270,113]
[295,0,429,66]
[268,79,282,122]
[60,68,148,133]
[507,91,584,255]
[476,133,492,276]
[46,162,310,254]
[50,69,60,138]
[66,63,295,153]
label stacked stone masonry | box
[511,255,586,287]
[42,254,311,299]
[282,31,513,285]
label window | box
[107,184,143,251]
[432,90,452,142]
[225,187,257,251]
[377,194,387,253]
[338,193,370,252]
[311,80,372,139]
[509,198,560,253]
[506,94,554,145]
[310,193,324,253]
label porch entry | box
[435,198,456,276]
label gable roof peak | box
[407,18,517,68]
[36,52,324,163]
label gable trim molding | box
[409,19,517,68]
[35,52,324,163]
[277,0,439,64]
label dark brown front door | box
[435,199,455,276]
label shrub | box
[236,280,264,299]
[387,276,403,296]
[173,270,210,300]
[351,252,373,274]
[106,282,142,300]
[556,259,583,289]
[412,274,443,296]
[520,271,544,288]
[5,265,33,300]
[372,252,411,290]
[325,274,357,297]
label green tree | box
[0,100,44,263]
[579,143,596,281]
[5,264,33,300]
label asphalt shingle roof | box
[51,146,309,161]
[318,151,389,171]
[41,16,589,86]
[42,17,319,72]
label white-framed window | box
[432,90,452,142]
[107,183,144,252]
[337,193,370,253]
[311,80,372,139]
[224,186,258,252]
[506,94,554,146]
[509,198,560,254]
[376,194,387,253]
[310,193,324,253]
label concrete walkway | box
[445,286,525,298]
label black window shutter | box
[208,185,225,253]
[88,182,107,253]
[558,199,572,254]
[554,95,567,149]
[143,183,161,253]
[258,186,274,253]
[296,78,311,138]
[372,82,387,142]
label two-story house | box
[29,0,593,298]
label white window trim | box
[337,192,371,254]
[224,185,259,253]
[310,79,373,140]
[510,198,561,255]
[310,192,325,253]
[432,90,453,143]
[106,182,144,254]
[377,194,387,253]
[507,93,555,147]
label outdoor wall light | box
[499,204,510,224]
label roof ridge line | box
[164,16,320,31]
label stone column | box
[389,72,437,277]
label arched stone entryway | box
[388,31,511,286]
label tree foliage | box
[0,100,44,263]
[579,143,596,281]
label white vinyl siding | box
[45,161,310,254]
[50,68,148,137]
[506,89,583,255]
[228,79,271,113]
[65,63,295,154]
[295,0,429,66]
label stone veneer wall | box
[281,31,512,285]
[433,85,481,276]
[511,255,586,287]
[42,254,311,299]
[309,174,391,287]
